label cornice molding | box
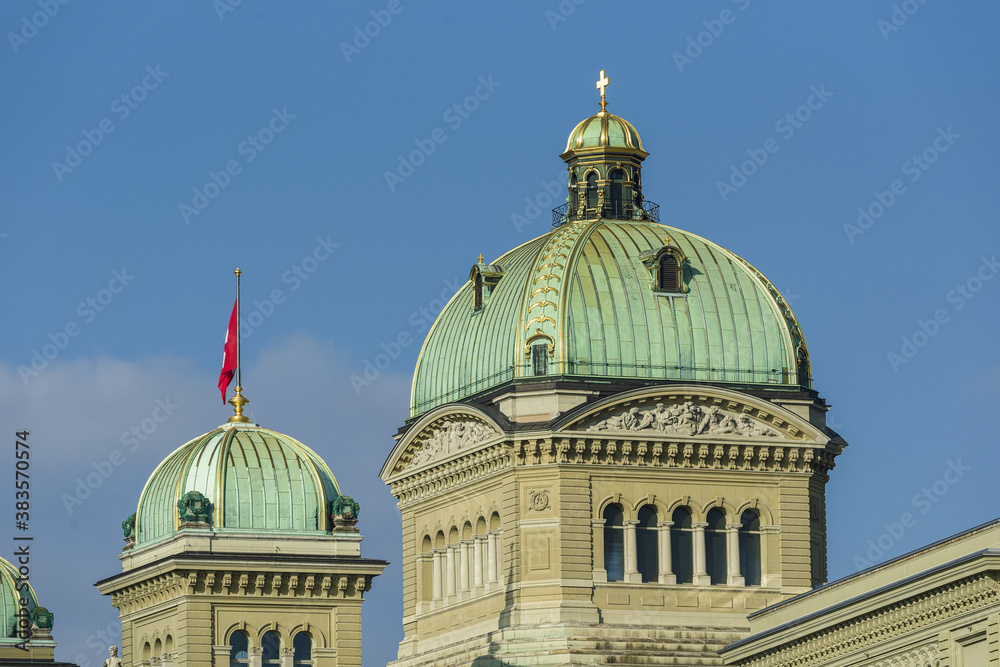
[730,573,998,667]
[108,569,374,616]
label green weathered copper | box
[29,606,53,630]
[122,513,136,539]
[411,220,805,417]
[0,557,37,642]
[331,495,360,520]
[134,424,341,546]
[566,111,643,151]
[177,490,211,524]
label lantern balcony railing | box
[552,199,660,227]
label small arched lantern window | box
[609,169,625,218]
[586,172,599,210]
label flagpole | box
[235,268,241,389]
[228,268,250,423]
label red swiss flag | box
[218,300,238,402]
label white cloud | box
[0,333,409,667]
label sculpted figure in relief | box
[586,400,780,438]
[409,419,493,467]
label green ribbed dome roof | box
[565,111,643,152]
[135,424,340,546]
[0,557,37,640]
[410,220,810,417]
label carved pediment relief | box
[574,397,801,440]
[402,417,499,472]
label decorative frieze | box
[391,435,835,507]
[109,569,373,615]
[394,417,500,475]
[732,574,998,667]
[585,400,783,438]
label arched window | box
[531,342,548,376]
[586,172,598,210]
[670,507,693,584]
[262,631,280,666]
[705,508,728,585]
[293,633,312,666]
[229,631,249,667]
[739,509,762,586]
[658,252,681,292]
[603,504,624,582]
[474,273,483,310]
[636,505,658,583]
[609,169,625,218]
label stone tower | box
[381,72,846,666]
[97,420,386,667]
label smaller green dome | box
[0,557,38,641]
[565,111,643,152]
[135,423,340,546]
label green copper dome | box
[410,220,810,417]
[565,111,643,152]
[134,423,340,546]
[0,556,37,640]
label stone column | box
[445,545,456,598]
[473,536,485,588]
[693,522,711,585]
[280,647,294,667]
[459,540,472,593]
[432,549,444,601]
[727,524,745,586]
[624,520,641,583]
[658,520,676,584]
[486,530,499,584]
[248,647,263,667]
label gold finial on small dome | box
[478,253,484,263]
[228,385,250,423]
[596,69,610,113]
[664,234,672,246]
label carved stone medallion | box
[528,489,550,512]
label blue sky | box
[1,2,998,665]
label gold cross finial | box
[596,70,610,112]
[478,253,484,263]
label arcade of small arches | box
[226,627,315,667]
[417,511,503,608]
[568,165,643,221]
[136,633,174,667]
[597,497,772,588]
